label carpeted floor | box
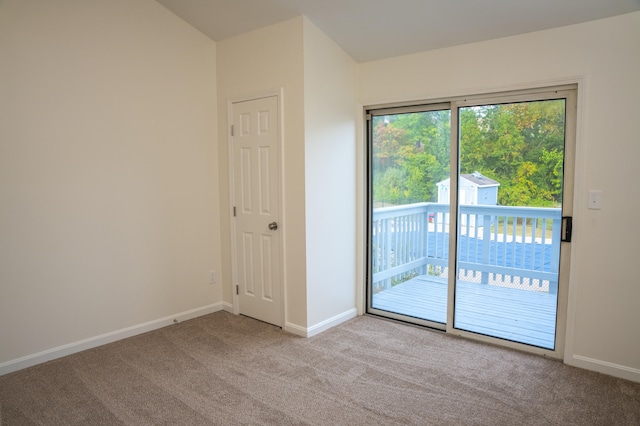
[1,311,639,425]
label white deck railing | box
[371,203,561,295]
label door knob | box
[268,222,278,230]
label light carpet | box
[1,311,639,425]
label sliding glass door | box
[368,106,451,327]
[367,87,575,356]
[453,96,571,350]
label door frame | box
[364,83,579,359]
[227,89,286,326]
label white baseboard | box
[220,301,234,313]
[284,308,358,338]
[283,322,308,337]
[307,308,358,337]
[567,355,640,383]
[0,303,225,376]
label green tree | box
[372,118,407,173]
[459,101,565,206]
[373,100,565,208]
[536,148,564,205]
[404,151,441,202]
[377,167,407,205]
[376,111,450,204]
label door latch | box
[561,216,572,242]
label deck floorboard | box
[372,275,557,349]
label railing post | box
[372,220,377,291]
[422,210,428,276]
[481,214,491,284]
[384,218,392,290]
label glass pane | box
[370,109,451,323]
[454,99,565,349]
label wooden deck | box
[371,275,558,349]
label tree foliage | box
[372,111,451,205]
[372,100,565,207]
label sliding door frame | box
[366,84,577,359]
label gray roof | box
[461,172,499,187]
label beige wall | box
[0,0,220,366]
[303,18,358,328]
[359,12,640,380]
[216,18,309,329]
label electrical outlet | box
[209,270,217,285]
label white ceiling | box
[156,0,640,63]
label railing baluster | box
[520,216,526,271]
[435,211,440,260]
[541,217,547,272]
[412,213,416,262]
[400,216,405,274]
[496,216,507,280]
[404,215,409,264]
[372,220,378,275]
[481,214,491,284]
[511,217,517,280]
[400,215,403,267]
[417,212,421,263]
[474,214,480,282]
[428,210,432,273]
[397,216,402,268]
[410,213,414,263]
[543,217,548,290]
[531,217,537,275]
[465,212,470,279]
[408,214,413,263]
[420,211,426,275]
[385,218,391,289]
[492,215,498,265]
[415,213,419,272]
[500,216,507,285]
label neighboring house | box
[437,172,500,227]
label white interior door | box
[231,96,282,327]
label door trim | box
[227,89,286,327]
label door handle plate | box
[561,216,572,242]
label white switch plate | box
[588,190,602,210]
[209,270,217,285]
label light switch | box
[588,190,602,210]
